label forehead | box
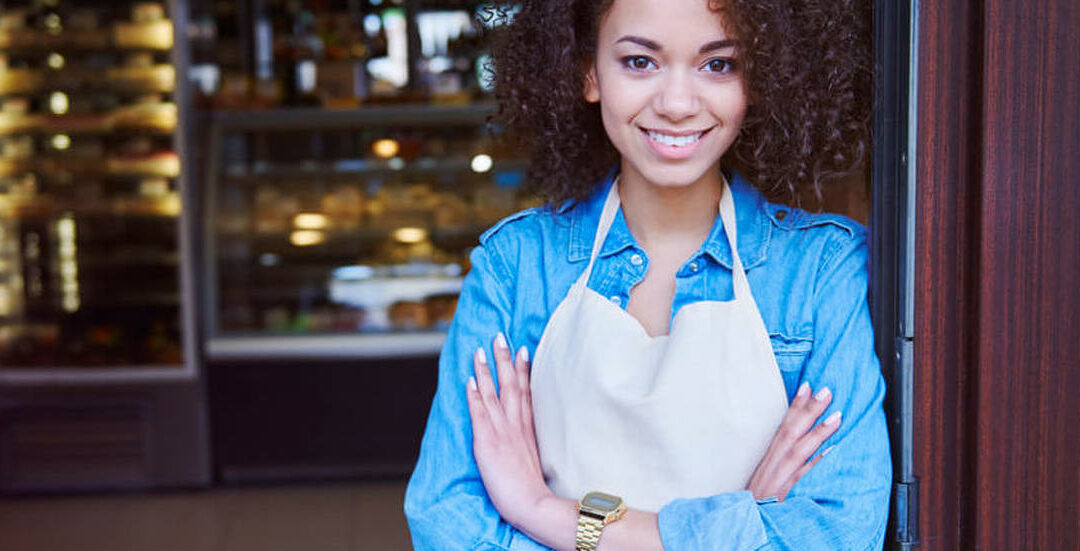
[599,0,732,45]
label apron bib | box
[530,177,788,513]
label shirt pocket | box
[770,333,812,400]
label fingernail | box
[824,410,842,426]
[495,332,508,350]
[822,445,836,457]
[518,346,529,363]
[476,347,486,364]
[797,382,810,398]
[814,387,832,402]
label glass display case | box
[204,104,532,359]
[0,0,197,378]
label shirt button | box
[609,295,623,306]
[689,261,700,272]
[630,253,644,266]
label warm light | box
[471,154,493,173]
[51,134,71,150]
[290,230,326,247]
[47,53,65,69]
[49,92,69,114]
[293,212,329,230]
[372,138,400,159]
[392,226,428,244]
[44,13,62,32]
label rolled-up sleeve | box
[657,231,892,550]
[404,238,553,551]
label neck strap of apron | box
[574,175,751,300]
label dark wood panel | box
[975,0,1080,547]
[914,0,984,547]
[917,0,1080,548]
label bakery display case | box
[0,0,192,374]
[204,104,532,360]
[0,0,208,492]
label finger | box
[755,382,816,477]
[465,376,493,443]
[515,347,540,458]
[778,445,834,500]
[473,347,505,426]
[492,333,521,425]
[790,410,842,464]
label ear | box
[583,60,601,103]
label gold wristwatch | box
[576,491,627,551]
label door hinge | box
[893,478,919,547]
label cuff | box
[657,490,768,551]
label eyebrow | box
[614,35,737,54]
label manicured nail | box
[824,411,842,426]
[476,347,486,364]
[468,376,477,391]
[518,346,529,363]
[495,332,508,350]
[814,387,832,402]
[797,382,810,398]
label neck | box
[617,163,724,251]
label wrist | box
[515,494,579,551]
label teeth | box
[647,130,704,147]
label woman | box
[404,0,891,549]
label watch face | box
[582,492,622,513]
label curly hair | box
[482,0,872,206]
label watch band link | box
[575,514,605,551]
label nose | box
[654,69,699,121]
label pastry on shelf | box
[107,151,180,177]
[111,101,177,131]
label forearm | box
[520,495,664,551]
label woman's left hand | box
[466,333,552,531]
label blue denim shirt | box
[404,169,892,550]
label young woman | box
[404,0,890,549]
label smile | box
[645,129,707,147]
[640,126,714,159]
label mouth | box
[640,126,714,158]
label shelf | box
[206,332,446,360]
[209,102,498,131]
[0,108,177,137]
[0,22,174,53]
[0,153,180,178]
[0,364,195,387]
[222,158,528,182]
[0,66,177,97]
[0,196,181,218]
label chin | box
[630,161,718,190]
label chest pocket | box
[770,333,812,401]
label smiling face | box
[584,0,748,190]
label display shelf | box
[206,332,447,360]
[208,102,496,130]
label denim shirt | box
[404,169,892,550]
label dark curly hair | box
[481,0,872,206]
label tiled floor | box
[0,481,412,551]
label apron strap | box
[574,178,622,290]
[717,179,752,300]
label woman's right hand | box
[746,382,842,502]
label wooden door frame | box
[914,0,1080,548]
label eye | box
[702,57,736,74]
[621,55,656,72]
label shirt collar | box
[567,166,772,271]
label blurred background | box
[0,0,870,549]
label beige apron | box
[530,178,788,513]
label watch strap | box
[575,513,605,551]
